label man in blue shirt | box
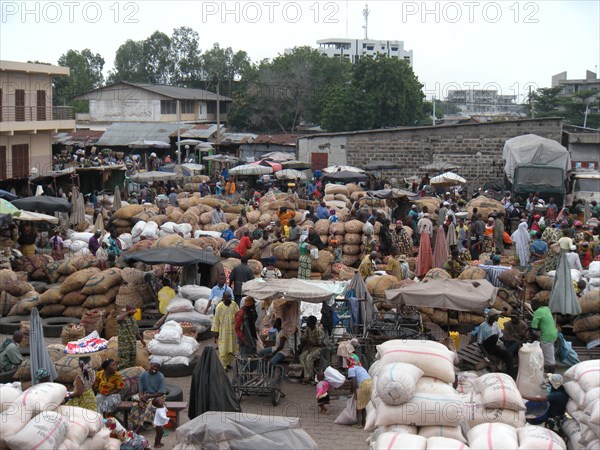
[477,308,516,379]
[316,202,329,220]
[205,273,234,314]
[131,357,166,434]
[529,231,548,263]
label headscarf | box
[243,297,256,307]
[511,221,530,265]
[346,353,362,368]
[35,368,50,381]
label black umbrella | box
[323,170,369,183]
[123,247,220,266]
[12,196,72,213]
[280,160,312,170]
[0,189,18,201]
[363,160,401,171]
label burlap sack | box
[104,310,119,340]
[82,268,122,295]
[314,220,330,235]
[62,289,87,306]
[0,268,17,287]
[63,306,85,318]
[60,268,101,294]
[535,275,554,291]
[423,268,452,281]
[532,290,551,305]
[8,292,40,316]
[341,254,360,267]
[573,313,600,333]
[113,204,144,220]
[115,283,144,309]
[54,353,104,384]
[247,260,263,277]
[83,284,120,309]
[524,260,546,283]
[39,304,67,317]
[80,309,104,334]
[60,323,86,345]
[498,269,523,288]
[0,292,19,316]
[43,261,62,283]
[344,220,364,234]
[579,291,600,315]
[312,250,334,273]
[330,222,345,236]
[342,244,361,255]
[120,268,145,285]
[38,287,62,306]
[324,184,349,196]
[366,275,400,297]
[466,196,503,220]
[457,266,487,280]
[576,330,600,344]
[19,321,30,347]
[3,280,34,297]
[344,233,362,245]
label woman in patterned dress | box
[117,304,146,370]
[542,222,562,272]
[298,234,312,280]
[65,356,97,411]
[94,358,125,416]
[392,220,413,256]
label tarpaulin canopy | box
[229,164,273,176]
[130,171,182,183]
[0,198,20,216]
[12,196,72,213]
[177,411,317,450]
[242,278,334,303]
[261,151,295,161]
[363,160,402,171]
[123,247,220,266]
[385,279,497,312]
[127,139,170,149]
[323,170,368,183]
[280,160,312,170]
[323,165,365,174]
[430,172,467,186]
[275,169,308,180]
[502,134,571,184]
[15,211,59,224]
[250,160,283,172]
[366,188,419,200]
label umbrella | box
[12,196,72,213]
[242,278,334,303]
[123,247,220,266]
[113,186,122,211]
[228,164,273,176]
[127,140,170,149]
[366,188,419,200]
[261,151,295,162]
[130,171,181,183]
[341,272,374,335]
[0,198,21,216]
[203,154,238,162]
[323,170,369,183]
[0,189,18,201]
[195,141,215,149]
[69,186,80,226]
[251,160,283,172]
[420,162,461,172]
[430,171,467,186]
[29,307,58,384]
[323,165,365,174]
[281,160,312,170]
[385,279,497,312]
[549,253,581,316]
[181,163,205,174]
[15,211,59,224]
[177,139,202,146]
[93,213,105,237]
[363,160,402,171]
[275,169,307,181]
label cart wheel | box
[271,388,281,406]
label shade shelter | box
[12,196,72,214]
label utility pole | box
[177,100,181,165]
[432,96,436,126]
[216,78,221,147]
[583,103,589,128]
[529,85,535,119]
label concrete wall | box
[298,118,563,185]
[0,133,52,179]
[0,70,53,120]
[240,144,296,161]
[87,86,160,122]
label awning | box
[242,278,335,303]
[122,247,220,266]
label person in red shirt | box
[234,231,252,259]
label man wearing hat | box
[130,356,166,434]
[477,308,516,378]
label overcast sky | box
[1,1,598,102]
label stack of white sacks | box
[0,382,121,449]
[366,339,568,450]
[585,261,600,292]
[562,359,600,449]
[166,285,214,333]
[147,320,200,366]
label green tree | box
[108,39,146,84]
[527,87,563,116]
[320,84,374,132]
[54,49,104,111]
[170,27,203,86]
[527,86,599,128]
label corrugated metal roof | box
[177,124,224,139]
[76,81,232,102]
[96,122,193,146]
[219,133,258,144]
[52,130,104,146]
[251,134,299,146]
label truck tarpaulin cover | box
[502,134,571,184]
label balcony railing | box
[0,106,74,122]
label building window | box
[367,46,374,51]
[207,101,215,114]
[0,146,6,179]
[37,90,46,121]
[391,47,398,51]
[160,100,177,114]
[181,100,194,114]
[11,144,29,178]
[15,89,25,121]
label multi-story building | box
[552,71,600,95]
[315,38,413,65]
[74,82,232,124]
[445,89,521,115]
[0,60,75,180]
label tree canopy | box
[54,49,104,111]
[527,86,599,128]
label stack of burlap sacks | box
[0,382,134,449]
[147,321,200,367]
[0,269,40,317]
[562,359,600,450]
[573,291,600,345]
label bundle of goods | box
[104,338,150,370]
[60,323,86,345]
[458,372,526,429]
[466,196,504,220]
[11,254,54,281]
[515,342,545,398]
[562,360,600,449]
[115,267,152,311]
[574,291,600,344]
[163,295,213,333]
[64,331,108,355]
[331,262,359,281]
[147,321,200,366]
[0,269,41,317]
[587,261,600,291]
[466,424,566,450]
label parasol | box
[280,160,312,170]
[250,160,283,172]
[366,188,419,200]
[261,151,296,162]
[323,170,369,183]
[548,253,582,316]
[430,171,467,186]
[127,140,170,149]
[275,169,308,181]
[93,212,105,237]
[0,198,21,217]
[323,165,365,174]
[12,196,72,213]
[341,271,374,335]
[123,247,220,266]
[15,210,59,224]
[29,307,58,384]
[242,278,334,303]
[113,186,122,211]
[363,160,402,171]
[0,189,18,201]
[228,164,273,176]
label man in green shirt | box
[0,330,24,372]
[531,299,558,373]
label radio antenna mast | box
[362,3,370,39]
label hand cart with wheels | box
[232,355,286,406]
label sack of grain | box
[81,268,122,295]
[376,340,456,384]
[147,335,199,357]
[373,432,427,450]
[343,233,361,245]
[426,437,470,450]
[120,268,145,285]
[418,426,466,444]
[517,425,566,450]
[311,250,334,273]
[516,342,546,399]
[0,383,22,413]
[60,268,101,295]
[18,382,68,413]
[63,306,85,319]
[342,244,361,256]
[60,324,86,346]
[498,269,523,288]
[57,405,103,444]
[366,275,400,297]
[468,423,518,450]
[477,373,525,411]
[423,268,452,281]
[0,268,17,287]
[113,204,144,220]
[79,309,104,335]
[457,266,487,280]
[376,362,424,406]
[61,289,86,307]
[580,292,600,315]
[535,275,554,291]
[54,355,102,384]
[5,410,68,449]
[82,284,120,309]
[8,293,40,316]
[38,287,62,306]
[324,184,349,196]
[330,222,345,235]
[466,196,503,219]
[344,220,364,234]
[3,280,34,297]
[564,360,600,392]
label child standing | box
[152,397,169,448]
[316,372,331,415]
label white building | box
[314,38,413,65]
[445,90,521,116]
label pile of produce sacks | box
[562,360,600,449]
[0,382,118,449]
[147,321,200,367]
[163,295,213,334]
[574,291,600,345]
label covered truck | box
[503,134,571,206]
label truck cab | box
[512,164,566,206]
[566,169,600,206]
